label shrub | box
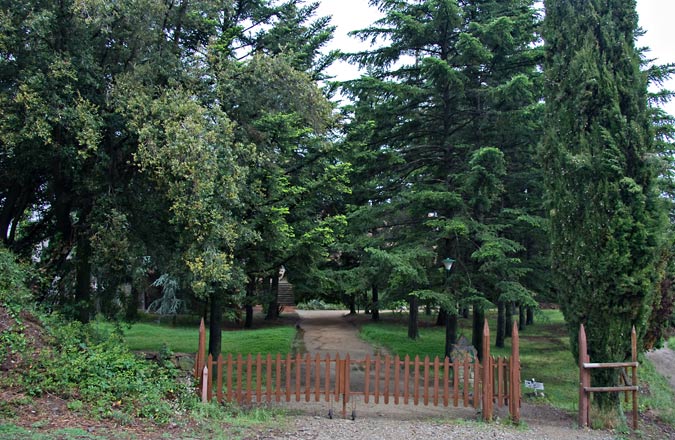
[0,246,33,311]
[0,247,35,366]
[295,299,343,310]
[20,318,193,424]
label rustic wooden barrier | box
[578,324,638,430]
[195,319,521,422]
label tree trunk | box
[265,275,279,320]
[593,369,620,409]
[496,301,505,348]
[74,233,92,323]
[348,294,356,315]
[209,290,222,358]
[244,278,255,329]
[407,295,419,340]
[125,283,140,322]
[505,302,513,338]
[445,311,457,360]
[461,307,469,319]
[436,308,447,326]
[371,284,379,321]
[472,305,484,361]
[526,306,534,326]
[519,304,525,330]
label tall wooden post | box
[196,318,206,393]
[510,321,520,423]
[482,319,492,421]
[201,364,209,403]
[631,326,638,430]
[578,324,589,428]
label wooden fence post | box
[195,318,206,394]
[482,319,492,421]
[344,354,350,418]
[578,324,589,428]
[201,364,209,403]
[631,326,638,430]
[510,320,520,423]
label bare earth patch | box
[646,347,675,391]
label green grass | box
[640,356,675,426]
[93,322,296,356]
[360,310,624,414]
[668,336,675,351]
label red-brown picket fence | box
[195,319,521,422]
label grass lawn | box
[93,321,296,356]
[359,309,675,424]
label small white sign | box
[524,379,544,391]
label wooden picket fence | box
[195,319,521,422]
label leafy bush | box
[20,318,194,423]
[0,247,35,366]
[0,246,33,311]
[295,299,343,310]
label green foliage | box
[19,319,190,423]
[0,247,34,365]
[295,299,344,311]
[0,0,339,330]
[0,246,32,310]
[542,0,670,407]
[336,0,546,345]
[639,354,675,426]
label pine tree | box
[342,0,543,352]
[542,0,669,408]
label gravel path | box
[645,347,675,390]
[262,415,617,440]
[277,310,623,440]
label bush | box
[0,247,35,366]
[295,299,343,310]
[20,318,194,423]
[0,247,33,311]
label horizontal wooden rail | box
[583,362,638,369]
[578,324,638,430]
[584,386,638,392]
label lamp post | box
[442,258,456,360]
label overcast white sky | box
[316,0,675,115]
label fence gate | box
[578,324,639,430]
[195,319,521,422]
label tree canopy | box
[1,0,674,374]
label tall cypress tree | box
[542,0,668,408]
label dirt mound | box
[0,306,49,372]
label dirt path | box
[295,310,383,358]
[291,310,481,420]
[646,347,675,390]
